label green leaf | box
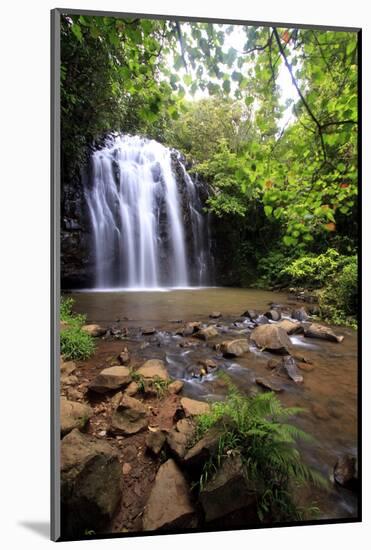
[222,79,231,94]
[183,74,193,86]
[264,205,273,216]
[283,236,297,246]
[71,23,83,43]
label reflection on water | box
[70,287,358,521]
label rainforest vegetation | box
[61,15,358,326]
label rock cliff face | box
[61,166,94,289]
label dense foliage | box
[195,383,327,522]
[60,297,95,360]
[60,14,358,325]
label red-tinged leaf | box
[324,222,336,232]
[282,30,290,44]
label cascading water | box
[85,134,213,289]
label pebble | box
[122,463,132,475]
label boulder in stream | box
[209,311,222,319]
[276,319,304,335]
[255,377,284,392]
[193,326,219,340]
[281,355,304,383]
[220,339,249,357]
[250,324,292,354]
[265,309,281,321]
[241,309,258,320]
[292,307,309,321]
[304,323,344,343]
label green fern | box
[195,384,328,522]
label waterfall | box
[85,134,212,289]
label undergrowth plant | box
[195,378,327,522]
[60,297,95,361]
[130,371,170,398]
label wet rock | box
[199,455,254,522]
[89,366,131,393]
[193,326,219,340]
[209,311,222,319]
[179,339,200,349]
[146,430,167,455]
[292,307,309,321]
[137,359,169,380]
[60,397,93,436]
[297,362,315,372]
[111,395,148,435]
[188,321,202,332]
[81,324,106,337]
[176,325,194,336]
[265,309,281,321]
[281,356,304,383]
[276,319,304,335]
[180,397,210,417]
[334,455,357,489]
[255,377,284,392]
[308,305,321,316]
[198,358,218,370]
[142,459,196,531]
[189,364,208,379]
[311,403,330,420]
[304,323,344,343]
[266,358,282,370]
[220,339,249,358]
[168,380,184,394]
[250,324,292,354]
[142,328,156,335]
[61,429,122,536]
[118,347,130,365]
[107,326,128,339]
[255,314,270,325]
[242,309,258,320]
